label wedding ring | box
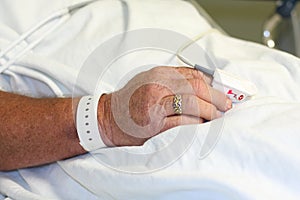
[173,94,183,115]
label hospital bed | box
[0,0,300,199]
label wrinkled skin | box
[98,66,232,146]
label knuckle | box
[193,69,204,78]
[190,79,204,94]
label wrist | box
[97,93,114,146]
[76,95,106,151]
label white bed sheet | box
[0,0,300,199]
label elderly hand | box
[98,66,232,146]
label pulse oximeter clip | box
[194,64,257,103]
[175,29,258,102]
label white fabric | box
[1,0,300,199]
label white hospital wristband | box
[76,95,106,152]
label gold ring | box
[173,94,183,115]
